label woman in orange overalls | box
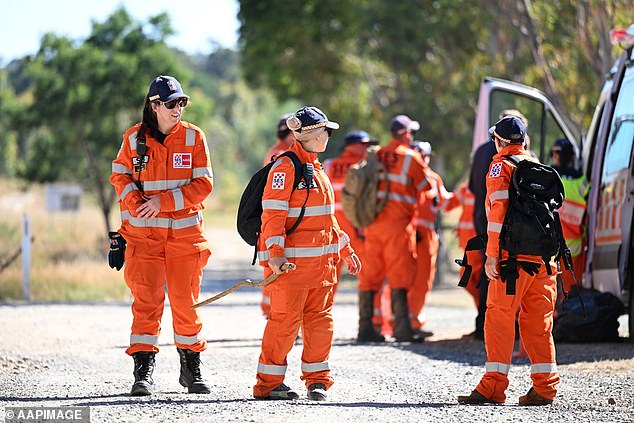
[253,106,361,402]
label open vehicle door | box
[472,77,580,164]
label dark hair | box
[138,97,160,142]
[553,148,574,168]
[277,128,291,139]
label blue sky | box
[1,0,239,65]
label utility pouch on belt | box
[108,231,126,271]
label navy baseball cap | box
[492,116,526,143]
[148,75,188,102]
[286,106,339,141]
[551,138,573,153]
[390,114,420,135]
[344,130,379,146]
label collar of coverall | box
[495,142,526,159]
[289,139,320,166]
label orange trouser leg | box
[519,267,559,400]
[380,284,393,336]
[408,231,439,329]
[254,287,306,397]
[299,285,335,389]
[476,275,522,403]
[124,245,166,355]
[260,285,272,318]
[165,250,210,353]
[361,222,416,291]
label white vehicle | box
[471,24,634,339]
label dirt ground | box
[0,227,632,422]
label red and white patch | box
[173,153,192,168]
[489,162,503,178]
[272,172,286,190]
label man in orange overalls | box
[458,116,560,406]
[260,114,295,319]
[253,106,361,402]
[323,130,384,342]
[445,181,481,308]
[110,75,213,396]
[361,115,432,342]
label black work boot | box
[177,347,211,394]
[357,290,385,343]
[391,288,423,343]
[130,351,155,396]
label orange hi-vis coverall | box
[253,142,354,398]
[408,168,451,330]
[475,144,560,403]
[444,182,481,306]
[322,150,367,283]
[361,139,431,292]
[260,140,293,318]
[110,121,213,356]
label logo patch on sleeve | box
[489,162,503,178]
[173,153,192,169]
[272,172,286,190]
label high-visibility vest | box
[559,175,588,257]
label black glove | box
[108,231,126,271]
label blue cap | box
[286,106,339,142]
[344,130,379,146]
[148,75,188,102]
[552,138,573,153]
[492,116,525,143]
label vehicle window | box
[602,76,634,179]
[490,89,567,162]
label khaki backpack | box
[341,147,389,228]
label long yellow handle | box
[191,263,296,309]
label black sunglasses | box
[158,97,189,109]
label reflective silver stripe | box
[288,204,334,217]
[186,128,196,146]
[270,160,284,172]
[262,200,289,210]
[489,190,509,202]
[301,361,330,372]
[193,167,213,178]
[331,182,344,191]
[488,222,503,233]
[129,131,138,150]
[415,218,435,230]
[257,363,287,375]
[373,308,382,316]
[458,221,475,230]
[401,152,413,178]
[387,173,408,184]
[261,295,270,305]
[338,232,351,250]
[142,179,190,191]
[172,188,184,211]
[568,243,582,256]
[120,183,138,201]
[130,334,159,346]
[485,362,510,374]
[463,197,475,205]
[416,178,430,191]
[112,163,132,174]
[174,333,202,345]
[121,210,202,229]
[334,202,343,211]
[266,236,285,248]
[258,244,340,261]
[531,363,557,374]
[377,191,417,204]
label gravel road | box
[1,228,633,422]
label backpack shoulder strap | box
[276,151,304,189]
[276,151,311,236]
[502,154,521,166]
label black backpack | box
[236,151,313,263]
[456,155,573,295]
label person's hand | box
[268,256,290,275]
[485,256,499,280]
[136,195,161,219]
[344,253,362,275]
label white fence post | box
[22,214,31,300]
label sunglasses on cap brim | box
[156,97,189,109]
